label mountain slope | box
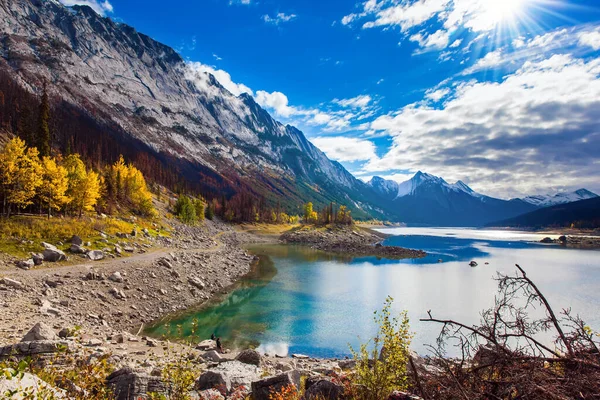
[517,189,598,208]
[0,0,390,218]
[489,197,600,229]
[369,172,537,226]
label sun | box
[478,0,529,28]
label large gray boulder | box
[108,271,124,283]
[70,244,86,254]
[43,247,66,262]
[0,371,66,398]
[1,277,25,290]
[88,250,105,261]
[106,367,167,400]
[71,235,83,246]
[304,378,344,400]
[21,322,58,342]
[251,372,297,400]
[235,349,262,366]
[195,361,261,394]
[16,259,35,270]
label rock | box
[70,244,86,254]
[109,271,124,283]
[0,371,67,399]
[188,277,205,289]
[109,287,126,300]
[251,373,298,400]
[469,261,478,267]
[43,247,66,262]
[195,361,261,394]
[71,235,83,246]
[202,350,223,362]
[1,277,25,290]
[235,349,262,366]
[291,354,309,359]
[123,246,135,253]
[388,391,423,400]
[0,340,74,357]
[32,253,44,265]
[115,246,123,255]
[21,322,59,342]
[540,237,554,244]
[116,232,128,239]
[337,359,356,370]
[159,258,173,269]
[85,271,105,281]
[16,259,35,270]
[305,378,344,400]
[197,389,225,399]
[88,250,105,261]
[196,340,217,351]
[107,368,167,400]
[559,235,567,243]
[58,328,74,338]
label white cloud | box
[213,54,222,61]
[58,0,113,15]
[462,49,503,74]
[410,29,450,50]
[311,137,378,162]
[186,62,253,96]
[450,39,463,48]
[333,95,372,108]
[255,90,299,118]
[579,30,600,51]
[424,87,450,101]
[365,54,600,197]
[263,13,297,25]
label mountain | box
[0,0,393,219]
[489,197,600,229]
[517,189,598,208]
[368,172,537,226]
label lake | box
[145,228,600,358]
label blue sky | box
[61,0,600,198]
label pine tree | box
[37,84,51,157]
[39,156,70,218]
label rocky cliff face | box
[0,0,377,215]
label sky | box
[59,0,600,199]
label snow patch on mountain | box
[519,189,598,207]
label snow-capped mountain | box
[0,0,393,218]
[369,172,537,226]
[518,189,598,208]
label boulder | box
[337,359,356,370]
[109,287,126,300]
[21,322,59,342]
[469,261,478,267]
[88,250,105,261]
[159,258,173,269]
[85,271,105,281]
[1,277,25,290]
[559,235,567,243]
[71,235,83,246]
[304,378,344,400]
[0,340,73,357]
[540,237,554,244]
[235,349,262,366]
[251,372,297,400]
[107,367,167,400]
[32,253,44,265]
[16,259,35,270]
[123,246,135,253]
[43,247,66,262]
[0,371,66,399]
[202,350,223,362]
[195,361,261,394]
[108,271,124,283]
[388,391,423,400]
[70,244,86,254]
[197,389,225,399]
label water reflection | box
[145,230,600,358]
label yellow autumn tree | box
[103,155,156,217]
[0,137,43,217]
[64,154,100,217]
[39,156,70,218]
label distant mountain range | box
[368,172,598,227]
[489,197,600,229]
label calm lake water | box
[145,228,600,358]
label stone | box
[16,259,35,270]
[304,378,344,400]
[291,354,309,359]
[0,371,66,398]
[32,253,44,265]
[469,261,478,267]
[109,271,124,283]
[85,271,104,281]
[123,246,135,253]
[109,287,126,300]
[251,373,297,400]
[188,276,205,289]
[107,368,167,400]
[88,250,105,261]
[196,340,217,351]
[235,349,262,366]
[195,361,261,394]
[43,247,66,262]
[0,341,73,357]
[115,246,123,255]
[1,277,25,290]
[337,359,356,370]
[58,328,73,339]
[22,322,59,342]
[559,235,567,242]
[70,244,86,254]
[197,389,225,399]
[388,391,423,400]
[71,235,83,246]
[540,237,554,244]
[159,258,173,269]
[202,350,223,362]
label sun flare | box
[480,0,529,27]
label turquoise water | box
[145,228,600,358]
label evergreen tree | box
[36,84,51,157]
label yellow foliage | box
[0,137,43,214]
[104,155,157,217]
[39,156,70,215]
[64,154,101,217]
